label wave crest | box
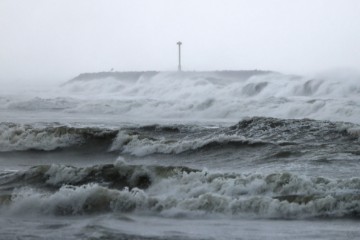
[0,123,117,151]
[2,163,360,219]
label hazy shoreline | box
[68,70,276,83]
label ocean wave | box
[65,70,360,99]
[109,117,358,158]
[346,127,360,138]
[7,97,78,111]
[3,71,360,123]
[0,117,358,154]
[0,159,197,190]
[230,117,356,141]
[110,130,267,157]
[0,123,117,152]
[1,162,360,219]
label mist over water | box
[2,70,360,124]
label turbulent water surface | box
[1,71,360,239]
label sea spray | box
[3,71,360,123]
[2,162,360,218]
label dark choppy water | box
[1,71,360,239]
[1,117,360,239]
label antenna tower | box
[177,41,182,71]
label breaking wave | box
[3,70,360,123]
[1,161,360,219]
[110,131,267,157]
[0,122,117,151]
[0,117,358,154]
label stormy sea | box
[1,70,360,239]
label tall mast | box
[177,41,182,71]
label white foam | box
[110,131,256,156]
[5,170,360,218]
[2,71,360,124]
[45,165,88,185]
[6,183,147,215]
[346,127,360,138]
[0,124,82,151]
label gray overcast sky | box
[1,0,360,81]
